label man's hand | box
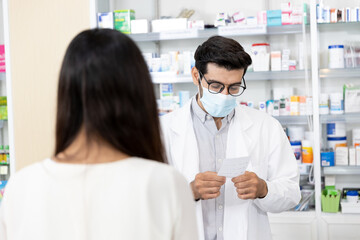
[231,171,268,200]
[190,171,226,200]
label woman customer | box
[0,29,198,240]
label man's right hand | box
[190,171,226,200]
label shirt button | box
[218,159,222,163]
[218,205,223,210]
[216,135,220,139]
[219,226,223,232]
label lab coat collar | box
[169,98,253,135]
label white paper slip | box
[217,157,250,178]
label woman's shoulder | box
[130,157,188,186]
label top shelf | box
[317,22,360,32]
[129,24,304,42]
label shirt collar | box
[191,95,235,124]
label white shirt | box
[0,157,199,240]
[191,96,234,240]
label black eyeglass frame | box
[198,71,247,97]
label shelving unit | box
[312,1,360,239]
[274,115,311,125]
[94,0,360,239]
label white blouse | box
[0,157,198,240]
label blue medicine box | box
[321,151,335,167]
[267,10,282,26]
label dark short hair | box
[194,36,252,75]
[55,29,165,163]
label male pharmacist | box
[161,36,301,240]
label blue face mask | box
[199,86,237,117]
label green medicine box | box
[114,9,135,34]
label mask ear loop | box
[197,72,204,99]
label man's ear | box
[191,67,200,86]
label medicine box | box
[97,12,114,29]
[267,10,282,26]
[0,45,5,73]
[321,151,335,167]
[341,201,360,213]
[271,51,281,71]
[130,19,149,34]
[151,18,188,32]
[114,9,135,34]
[344,84,360,113]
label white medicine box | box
[97,12,114,29]
[130,19,149,34]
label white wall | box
[8,0,90,170]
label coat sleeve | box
[160,115,174,166]
[253,119,301,213]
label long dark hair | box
[55,29,165,163]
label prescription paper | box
[217,157,250,178]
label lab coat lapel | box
[168,100,200,182]
[224,105,254,240]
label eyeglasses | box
[199,71,246,97]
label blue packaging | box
[321,151,335,167]
[290,141,302,162]
[0,180,7,205]
[267,10,282,26]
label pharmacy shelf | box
[130,24,304,42]
[246,70,307,80]
[151,72,192,84]
[318,22,360,32]
[319,68,360,78]
[323,166,360,175]
[320,113,360,123]
[151,70,307,84]
[0,73,5,81]
[274,115,311,125]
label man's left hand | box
[231,171,268,199]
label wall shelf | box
[323,166,360,175]
[319,68,360,78]
[151,70,307,84]
[318,22,360,32]
[320,113,360,123]
[130,24,304,42]
[274,115,311,125]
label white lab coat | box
[160,99,301,240]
